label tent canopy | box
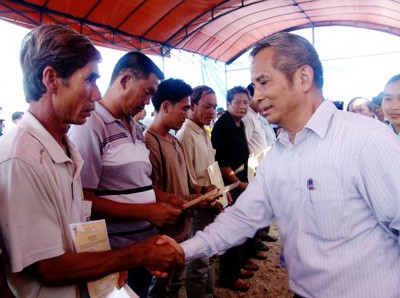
[1,0,400,63]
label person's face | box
[55,61,101,125]
[382,80,400,128]
[373,105,385,122]
[124,73,159,116]
[191,92,217,126]
[348,98,373,117]
[251,48,302,127]
[227,93,249,120]
[169,96,191,130]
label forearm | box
[30,248,139,287]
[220,166,247,189]
[84,189,152,221]
[30,235,183,287]
[220,166,239,183]
[154,188,173,204]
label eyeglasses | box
[232,100,249,106]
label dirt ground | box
[180,225,292,298]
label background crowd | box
[0,24,400,298]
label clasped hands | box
[141,235,184,278]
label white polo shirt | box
[0,111,90,297]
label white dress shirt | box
[242,107,268,155]
[181,100,400,298]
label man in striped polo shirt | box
[68,52,183,298]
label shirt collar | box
[277,100,337,146]
[95,101,117,124]
[20,112,83,168]
[186,118,205,135]
[248,107,259,117]
[225,111,244,128]
[95,101,141,141]
[304,99,337,139]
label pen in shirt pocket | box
[307,178,315,190]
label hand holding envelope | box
[182,181,240,210]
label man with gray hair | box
[177,32,400,297]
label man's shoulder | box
[144,130,160,150]
[335,110,386,132]
[330,110,393,146]
[77,110,105,130]
[68,111,109,142]
[176,121,197,141]
[0,128,45,168]
[212,113,231,130]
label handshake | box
[137,235,185,278]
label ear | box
[42,66,58,94]
[296,65,314,92]
[190,102,196,112]
[119,74,131,90]
[161,101,171,113]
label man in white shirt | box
[178,32,400,297]
[0,24,182,297]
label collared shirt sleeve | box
[356,125,400,240]
[181,159,275,261]
[0,159,66,272]
[68,124,102,189]
[178,130,198,187]
[144,133,162,190]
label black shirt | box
[211,111,249,183]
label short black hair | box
[246,83,254,97]
[11,111,24,121]
[151,78,193,112]
[372,92,384,106]
[385,74,400,86]
[226,86,249,103]
[110,51,164,85]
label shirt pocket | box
[306,190,350,241]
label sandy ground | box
[180,225,292,298]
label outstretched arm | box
[84,189,182,227]
[29,235,184,286]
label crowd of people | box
[0,23,400,298]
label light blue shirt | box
[181,100,400,297]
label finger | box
[117,271,128,289]
[150,270,168,278]
[155,236,168,245]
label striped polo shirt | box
[68,102,155,247]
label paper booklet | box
[248,147,273,181]
[69,220,139,298]
[183,181,239,210]
[207,161,231,208]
